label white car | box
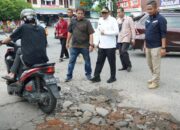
[89,18,99,47]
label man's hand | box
[143,41,146,54]
[1,37,11,45]
[66,32,72,49]
[89,45,94,52]
[161,38,166,57]
[131,39,135,46]
[0,40,6,46]
[66,43,70,49]
[161,48,166,57]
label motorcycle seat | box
[30,63,55,68]
[20,55,55,70]
[23,63,55,71]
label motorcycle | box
[0,40,61,114]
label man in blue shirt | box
[145,0,167,89]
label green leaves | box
[0,0,32,20]
[80,0,93,10]
[91,0,118,13]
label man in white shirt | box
[91,7,119,83]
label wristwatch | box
[161,47,166,49]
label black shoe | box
[59,58,63,62]
[118,68,127,71]
[1,75,15,81]
[64,57,69,59]
[90,76,101,83]
[107,78,116,83]
[127,66,132,72]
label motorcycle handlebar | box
[6,41,16,47]
[0,40,17,47]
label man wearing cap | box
[91,7,119,83]
[55,13,69,62]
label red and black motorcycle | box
[0,41,60,114]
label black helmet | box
[20,8,36,23]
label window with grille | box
[41,0,45,5]
[59,0,63,5]
[27,0,31,3]
[70,0,73,6]
[33,0,37,4]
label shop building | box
[26,0,81,26]
[159,0,180,10]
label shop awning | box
[160,5,180,10]
[34,8,67,15]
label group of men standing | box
[55,0,167,89]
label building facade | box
[117,0,143,16]
[27,0,80,9]
[25,0,79,26]
[159,0,180,10]
[117,0,180,16]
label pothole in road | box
[35,86,180,130]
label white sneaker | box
[147,79,153,84]
[148,82,159,89]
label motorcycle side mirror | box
[0,40,2,46]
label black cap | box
[58,13,64,17]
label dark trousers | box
[10,48,22,74]
[60,38,69,58]
[94,48,116,79]
[118,43,132,69]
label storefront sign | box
[160,0,180,6]
[117,0,141,12]
[130,0,141,8]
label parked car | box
[134,11,180,52]
[89,18,99,46]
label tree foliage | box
[90,0,118,16]
[80,0,93,10]
[0,0,32,20]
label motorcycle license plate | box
[44,76,59,85]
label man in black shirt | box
[1,9,49,80]
[65,8,94,82]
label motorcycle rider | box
[0,8,49,81]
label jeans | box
[67,47,92,79]
[94,48,116,79]
[118,43,132,69]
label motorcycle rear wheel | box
[38,86,57,114]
